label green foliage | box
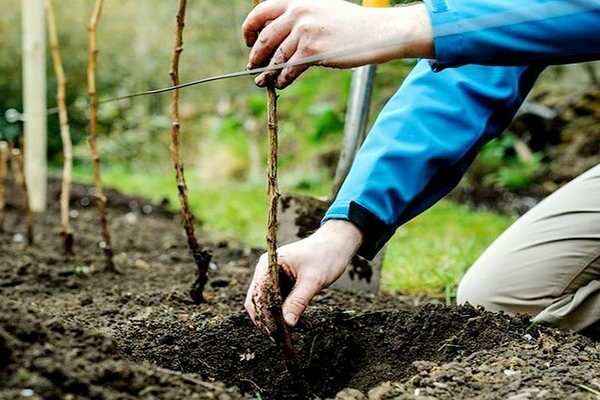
[384,201,512,295]
[488,153,544,191]
[471,133,545,191]
[308,104,345,142]
[247,92,267,117]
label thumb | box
[281,275,321,327]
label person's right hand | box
[245,220,363,335]
[242,0,433,89]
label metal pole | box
[22,0,47,212]
[330,64,377,198]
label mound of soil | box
[1,179,599,399]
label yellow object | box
[363,0,390,8]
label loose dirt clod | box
[168,0,211,304]
[46,0,74,255]
[87,0,115,271]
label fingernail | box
[284,312,298,327]
[246,63,252,70]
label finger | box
[281,272,323,327]
[275,49,311,90]
[247,16,295,70]
[254,33,299,87]
[242,0,290,47]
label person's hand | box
[242,0,433,89]
[245,220,363,335]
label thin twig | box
[307,332,322,366]
[46,0,74,254]
[240,378,263,393]
[87,0,115,271]
[568,382,600,397]
[251,0,296,363]
[169,0,211,304]
[265,87,295,360]
[11,149,34,245]
[0,142,8,232]
[154,367,223,391]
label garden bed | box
[1,180,599,399]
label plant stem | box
[265,87,296,361]
[169,0,211,304]
[0,142,8,232]
[46,0,74,254]
[251,0,296,362]
[87,0,115,271]
[11,149,34,245]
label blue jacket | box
[323,0,600,259]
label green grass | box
[385,202,513,297]
[72,165,271,245]
[71,165,514,297]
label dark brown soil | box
[1,179,599,399]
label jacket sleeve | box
[423,0,600,69]
[323,60,544,260]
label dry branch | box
[0,142,8,232]
[169,0,211,304]
[46,0,74,254]
[11,149,34,245]
[250,0,295,361]
[87,0,115,271]
[265,88,295,360]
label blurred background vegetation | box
[1,0,599,297]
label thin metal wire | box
[96,37,400,105]
[37,0,599,113]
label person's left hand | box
[242,0,432,89]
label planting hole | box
[118,304,526,399]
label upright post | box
[22,0,48,212]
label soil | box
[1,179,599,400]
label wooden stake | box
[21,0,47,212]
[169,0,211,304]
[46,0,74,254]
[0,142,8,232]
[87,0,115,271]
[11,149,34,245]
[251,0,296,361]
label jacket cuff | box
[422,0,465,71]
[322,201,395,261]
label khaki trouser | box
[457,163,600,332]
